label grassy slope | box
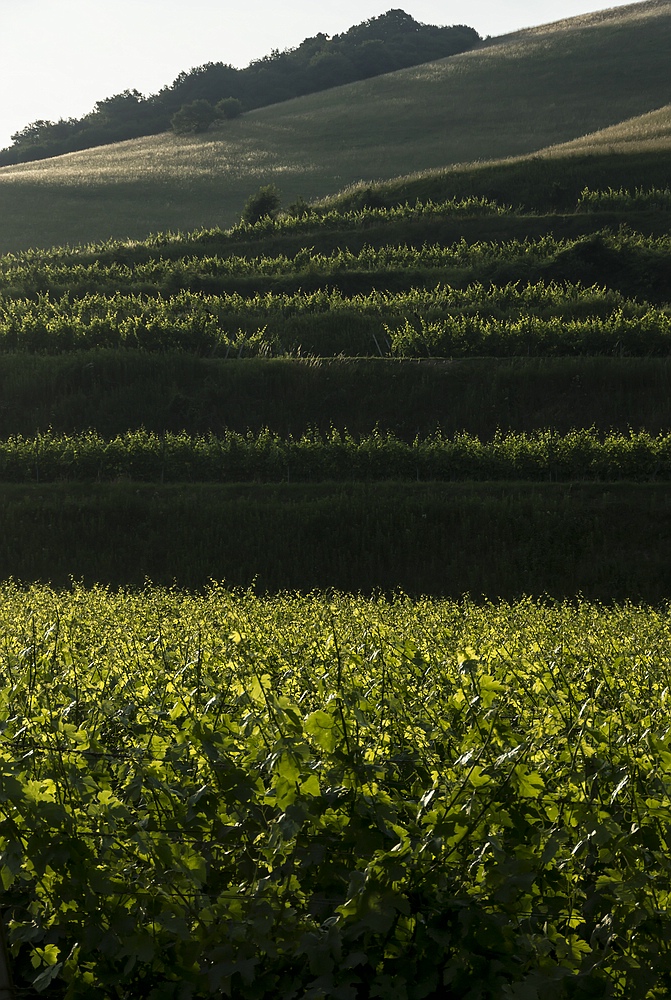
[3,354,671,440]
[323,105,671,214]
[0,481,668,600]
[0,0,669,250]
[541,102,671,154]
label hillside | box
[3,7,671,993]
[0,0,669,250]
[542,102,671,154]
[0,12,480,166]
[0,189,669,595]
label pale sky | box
[0,0,642,149]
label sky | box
[0,0,642,149]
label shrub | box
[170,100,218,135]
[241,184,281,225]
[215,97,243,119]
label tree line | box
[0,10,479,164]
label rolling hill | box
[2,6,671,995]
[0,0,669,250]
[317,102,671,218]
[542,101,671,154]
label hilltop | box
[0,0,669,250]
[0,11,480,166]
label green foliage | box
[2,587,671,996]
[286,195,313,219]
[578,186,671,212]
[0,276,666,358]
[1,226,667,307]
[171,100,219,135]
[0,426,671,484]
[215,97,243,120]
[0,223,668,361]
[240,186,282,226]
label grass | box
[321,147,671,217]
[542,102,671,154]
[0,0,669,249]
[3,353,671,439]
[0,480,670,600]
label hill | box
[0,12,480,166]
[542,102,671,154]
[319,109,671,217]
[3,6,671,994]
[0,0,669,250]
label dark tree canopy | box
[241,184,282,225]
[171,100,220,135]
[0,11,480,166]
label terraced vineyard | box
[1,134,671,995]
[0,192,668,599]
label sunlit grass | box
[0,0,669,249]
[542,103,671,155]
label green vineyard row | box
[0,283,668,356]
[4,427,671,482]
[1,587,671,996]
[1,231,670,302]
[577,186,671,212]
[234,193,511,232]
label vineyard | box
[1,283,670,357]
[3,588,671,998]
[1,126,671,996]
[0,226,670,358]
[577,187,671,212]
[0,189,668,591]
[2,427,671,483]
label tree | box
[241,185,281,225]
[215,97,243,120]
[10,120,55,145]
[94,89,144,122]
[170,100,218,135]
[306,50,356,90]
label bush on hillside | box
[215,97,243,120]
[241,185,282,225]
[287,195,313,218]
[170,100,218,135]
